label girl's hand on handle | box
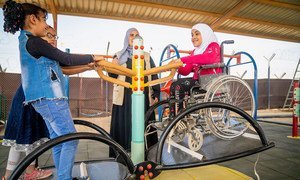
[112,57,119,64]
[87,62,95,69]
[92,55,105,62]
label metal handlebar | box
[221,40,234,45]
[95,60,183,88]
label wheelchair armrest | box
[199,62,225,70]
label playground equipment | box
[10,36,274,180]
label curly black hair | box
[3,0,48,34]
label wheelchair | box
[145,41,256,152]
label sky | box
[0,11,300,79]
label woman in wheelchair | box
[178,23,222,80]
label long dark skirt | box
[2,85,49,151]
[109,88,157,157]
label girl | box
[178,23,222,80]
[2,22,61,180]
[109,28,160,155]
[2,1,102,179]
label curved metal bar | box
[145,69,177,87]
[156,144,274,171]
[159,44,180,67]
[96,67,131,88]
[158,44,181,120]
[145,99,170,125]
[97,60,136,76]
[144,61,182,76]
[73,119,111,139]
[10,133,135,179]
[155,102,274,167]
[227,51,258,120]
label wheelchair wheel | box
[204,75,255,140]
[187,128,203,151]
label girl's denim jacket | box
[19,30,67,104]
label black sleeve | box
[108,73,118,79]
[150,57,160,99]
[26,36,93,66]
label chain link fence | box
[0,73,113,124]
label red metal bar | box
[292,116,298,137]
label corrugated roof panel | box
[173,11,184,22]
[276,0,300,6]
[98,1,106,14]
[153,8,163,19]
[70,0,76,11]
[87,0,95,13]
[76,0,83,10]
[238,1,300,26]
[112,2,120,14]
[139,6,149,18]
[1,0,299,42]
[193,0,239,14]
[167,11,178,20]
[177,12,187,22]
[128,4,137,17]
[180,12,192,22]
[144,7,152,17]
[185,13,197,23]
[219,19,300,41]
[122,4,130,16]
[148,7,157,18]
[63,0,71,10]
[192,15,211,25]
[190,14,201,23]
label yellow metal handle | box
[96,66,132,88]
[144,60,183,87]
[145,68,177,87]
[96,60,136,77]
[95,60,182,88]
[144,61,183,76]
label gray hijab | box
[116,28,139,65]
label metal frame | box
[155,102,274,170]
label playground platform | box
[0,109,299,179]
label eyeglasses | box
[46,33,59,40]
[130,33,139,37]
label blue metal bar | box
[228,61,252,67]
[159,44,180,68]
[158,44,180,120]
[161,55,178,62]
[227,51,258,120]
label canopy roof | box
[1,0,299,42]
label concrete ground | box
[0,109,299,179]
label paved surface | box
[1,110,299,179]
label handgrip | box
[96,60,136,77]
[145,68,177,87]
[144,61,183,76]
[96,67,131,88]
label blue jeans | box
[32,99,78,180]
